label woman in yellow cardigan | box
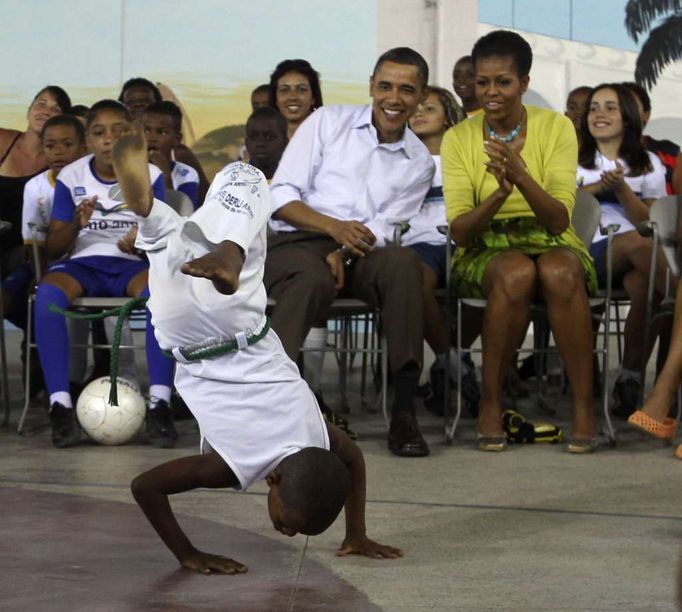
[442,30,597,453]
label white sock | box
[619,368,641,382]
[302,326,327,393]
[50,392,73,409]
[148,384,172,409]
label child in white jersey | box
[143,101,200,209]
[404,86,479,417]
[34,100,176,448]
[577,83,668,418]
[112,131,402,574]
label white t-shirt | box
[269,104,435,246]
[136,162,269,349]
[577,151,666,243]
[52,154,165,260]
[402,155,446,246]
[171,160,200,208]
[22,169,57,244]
[137,162,329,490]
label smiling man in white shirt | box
[266,47,435,457]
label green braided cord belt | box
[48,296,148,406]
[164,317,271,362]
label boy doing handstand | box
[113,132,402,574]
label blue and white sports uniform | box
[35,154,173,402]
[52,154,165,261]
[171,160,200,209]
[402,155,448,286]
[578,151,666,286]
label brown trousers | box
[264,231,424,373]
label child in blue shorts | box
[35,100,176,448]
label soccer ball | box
[76,377,145,445]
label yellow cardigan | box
[442,105,578,223]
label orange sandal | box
[627,410,677,442]
[675,445,682,460]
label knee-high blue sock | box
[141,287,174,401]
[35,284,71,398]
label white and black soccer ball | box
[76,377,145,445]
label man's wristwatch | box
[339,245,354,267]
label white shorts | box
[173,329,329,490]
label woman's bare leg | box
[641,281,682,421]
[537,248,595,440]
[479,251,536,437]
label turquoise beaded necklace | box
[485,108,526,142]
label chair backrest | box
[649,195,680,277]
[572,191,601,247]
[164,189,194,217]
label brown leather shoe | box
[388,412,430,457]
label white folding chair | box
[639,195,682,422]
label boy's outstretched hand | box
[180,549,248,575]
[337,535,403,559]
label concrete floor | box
[1,326,681,611]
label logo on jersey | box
[222,162,262,194]
[215,189,254,219]
[74,187,86,196]
[93,201,130,216]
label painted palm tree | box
[625,0,682,88]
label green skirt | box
[451,217,597,299]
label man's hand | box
[180,549,248,575]
[328,219,376,257]
[326,249,345,290]
[117,226,139,254]
[75,196,97,229]
[337,535,403,560]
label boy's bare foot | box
[181,250,241,295]
[112,131,153,217]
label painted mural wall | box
[1,0,378,177]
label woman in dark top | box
[0,86,71,273]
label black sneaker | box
[387,412,430,457]
[612,376,641,419]
[146,400,179,448]
[424,364,446,417]
[460,355,481,418]
[425,360,480,419]
[315,393,357,440]
[170,388,194,421]
[49,402,80,448]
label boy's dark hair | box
[70,104,90,118]
[41,114,86,143]
[568,85,593,98]
[578,83,653,176]
[268,59,324,110]
[277,448,350,536]
[86,99,132,129]
[252,83,270,97]
[32,86,72,114]
[373,47,429,87]
[118,78,162,103]
[144,100,183,133]
[472,30,533,77]
[622,81,652,113]
[452,55,473,73]
[246,106,288,136]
